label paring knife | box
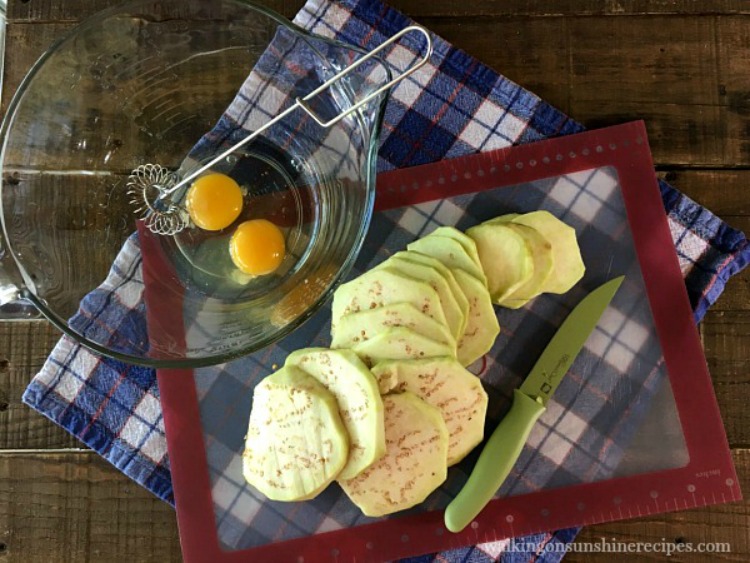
[444,276,625,533]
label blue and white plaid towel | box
[23,0,749,561]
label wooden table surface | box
[1,1,748,561]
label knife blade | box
[444,276,625,533]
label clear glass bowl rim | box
[0,0,389,368]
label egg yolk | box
[186,173,243,231]
[230,219,286,276]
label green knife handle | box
[444,389,546,533]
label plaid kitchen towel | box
[23,0,750,561]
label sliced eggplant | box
[407,235,487,285]
[466,222,533,303]
[285,348,385,479]
[508,210,585,294]
[338,392,448,517]
[373,357,488,465]
[331,302,456,369]
[497,223,554,309]
[352,326,456,366]
[453,268,500,366]
[331,267,449,336]
[429,226,483,272]
[375,254,467,341]
[242,366,349,501]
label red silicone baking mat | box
[143,121,740,562]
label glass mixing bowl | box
[0,0,398,367]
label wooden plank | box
[6,0,291,23]
[716,267,750,313]
[0,321,78,450]
[412,12,748,168]
[1,21,260,170]
[703,310,750,448]
[7,0,119,22]
[6,12,749,167]
[9,0,750,22]
[566,15,719,158]
[570,448,749,562]
[395,1,750,18]
[420,15,741,167]
[0,452,180,562]
[1,173,137,317]
[657,170,750,217]
[1,23,76,117]
[0,449,744,562]
[716,15,750,165]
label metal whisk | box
[126,164,186,235]
[127,25,433,237]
